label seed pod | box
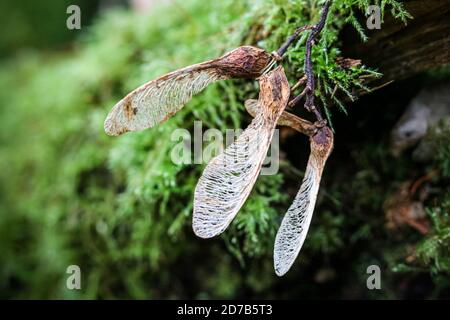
[193,66,290,238]
[244,99,316,136]
[104,46,272,136]
[274,125,334,276]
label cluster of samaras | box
[104,46,334,276]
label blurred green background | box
[0,0,449,299]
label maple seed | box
[104,46,272,136]
[245,96,335,276]
[274,126,334,276]
[192,66,290,239]
[217,46,272,78]
[245,99,316,136]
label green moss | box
[2,0,448,299]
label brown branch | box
[303,0,332,122]
[276,25,314,58]
[276,1,333,122]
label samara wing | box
[104,46,271,136]
[193,66,290,238]
[274,126,334,276]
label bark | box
[344,0,450,85]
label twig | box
[369,80,394,92]
[303,0,332,122]
[288,87,308,108]
[291,75,307,91]
[274,1,333,122]
[276,25,314,58]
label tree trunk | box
[344,0,450,85]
